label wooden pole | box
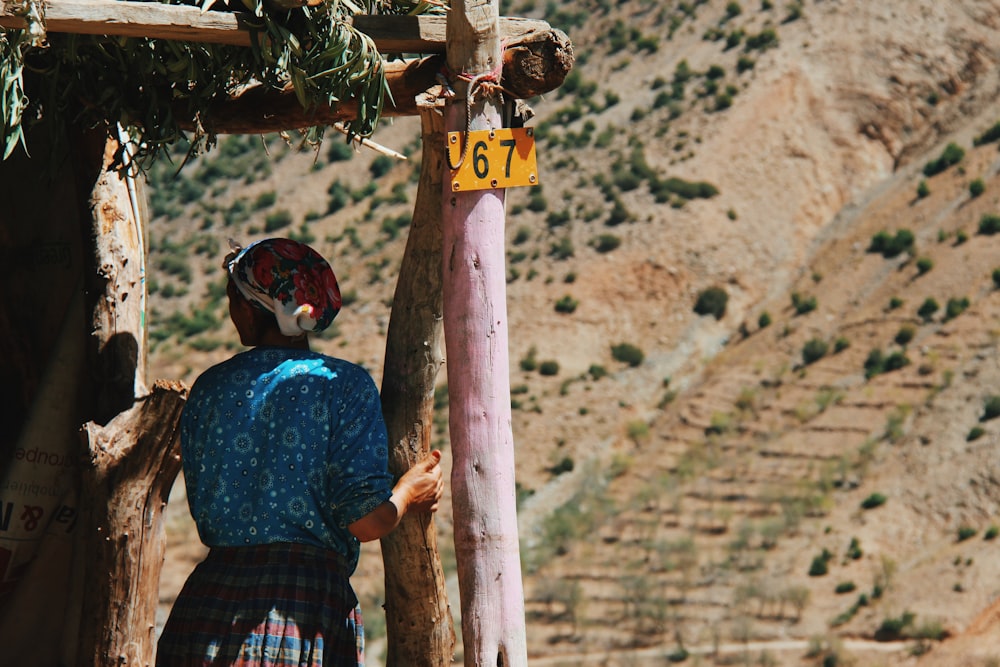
[379,100,456,666]
[72,132,187,667]
[442,1,528,665]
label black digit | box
[500,138,516,178]
[473,141,489,178]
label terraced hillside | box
[151,1,1000,665]
[516,136,1000,665]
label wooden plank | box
[0,0,255,46]
[0,0,550,53]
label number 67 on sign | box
[448,128,539,192]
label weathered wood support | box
[378,101,455,667]
[76,380,186,667]
[442,1,528,665]
[71,133,187,667]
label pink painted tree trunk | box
[443,2,529,665]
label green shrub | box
[548,457,574,475]
[868,229,915,258]
[327,181,350,214]
[957,526,977,542]
[549,237,574,260]
[519,346,538,372]
[974,121,1000,146]
[592,234,622,253]
[923,142,965,177]
[606,198,632,226]
[883,351,910,372]
[970,179,986,198]
[979,213,1000,235]
[736,55,755,73]
[916,180,930,198]
[864,349,885,378]
[264,209,293,232]
[917,298,939,322]
[554,295,579,314]
[694,286,729,319]
[369,155,394,178]
[545,210,571,228]
[649,176,719,201]
[894,325,916,346]
[985,525,999,540]
[944,296,970,321]
[327,140,354,162]
[253,190,277,210]
[834,337,850,353]
[968,426,986,441]
[888,296,904,310]
[791,292,817,315]
[915,257,933,275]
[802,338,828,365]
[846,537,862,560]
[526,189,548,212]
[835,581,856,594]
[539,360,560,376]
[588,364,608,381]
[955,229,969,244]
[982,395,1000,421]
[611,342,645,367]
[758,311,772,328]
[861,493,887,509]
[745,28,778,51]
[993,268,1000,289]
[808,548,833,576]
[875,611,915,641]
[783,1,803,22]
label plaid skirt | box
[156,542,364,667]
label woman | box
[157,238,444,667]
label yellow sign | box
[448,128,539,192]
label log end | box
[503,28,575,99]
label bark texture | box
[72,134,188,667]
[442,2,529,665]
[76,380,186,667]
[379,104,455,667]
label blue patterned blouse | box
[180,347,393,573]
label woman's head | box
[224,238,341,344]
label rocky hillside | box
[152,1,1000,664]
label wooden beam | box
[178,21,574,135]
[0,0,255,46]
[186,55,442,134]
[0,0,550,53]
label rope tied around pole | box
[441,54,513,171]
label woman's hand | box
[397,450,444,514]
[348,450,444,542]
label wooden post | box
[379,101,456,666]
[71,133,187,667]
[442,1,528,665]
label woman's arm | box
[349,450,444,542]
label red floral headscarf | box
[225,238,342,336]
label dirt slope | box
[152,1,1000,664]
